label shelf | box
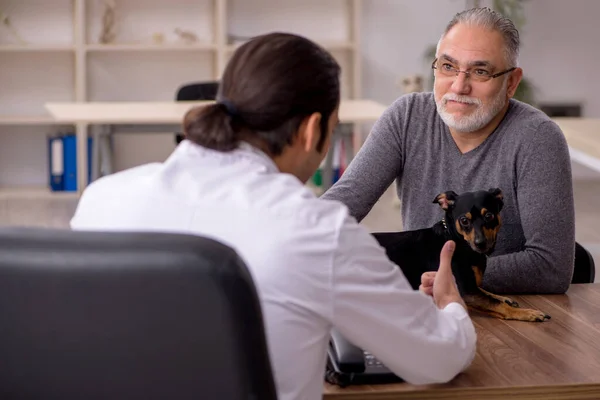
[0,187,79,200]
[86,53,214,102]
[0,45,75,52]
[85,43,217,52]
[320,41,355,51]
[0,116,74,125]
[2,0,363,195]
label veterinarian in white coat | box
[71,33,477,400]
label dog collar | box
[441,217,448,230]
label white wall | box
[519,0,600,117]
[361,0,465,106]
[1,0,598,187]
[361,0,600,117]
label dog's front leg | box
[471,266,519,307]
[479,287,520,308]
[463,291,551,322]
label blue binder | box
[48,135,64,191]
[63,134,77,191]
[48,133,94,192]
[331,135,342,184]
[87,136,93,184]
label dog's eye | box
[459,217,470,226]
[484,212,494,222]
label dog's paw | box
[504,297,519,308]
[514,308,551,322]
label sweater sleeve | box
[320,98,404,222]
[483,120,576,294]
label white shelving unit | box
[0,0,363,197]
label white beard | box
[434,79,508,133]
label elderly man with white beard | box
[321,7,575,295]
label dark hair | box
[183,32,341,156]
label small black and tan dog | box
[372,188,550,322]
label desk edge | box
[324,382,600,400]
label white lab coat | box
[71,140,476,400]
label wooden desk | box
[553,117,600,173]
[324,283,600,399]
[44,100,387,192]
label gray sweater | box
[322,92,575,294]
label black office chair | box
[175,81,220,145]
[0,227,277,400]
[572,241,596,284]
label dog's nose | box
[475,239,487,250]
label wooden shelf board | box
[0,116,75,125]
[0,45,75,52]
[0,187,79,200]
[85,43,217,52]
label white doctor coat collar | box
[178,139,280,174]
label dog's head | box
[433,188,504,254]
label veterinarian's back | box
[70,32,476,400]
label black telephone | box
[325,328,405,387]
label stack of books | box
[311,134,348,190]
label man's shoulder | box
[387,91,437,115]
[82,163,161,196]
[506,99,559,130]
[504,99,565,142]
[70,163,162,228]
[373,92,438,139]
[269,180,355,231]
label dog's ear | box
[488,188,504,211]
[433,191,458,211]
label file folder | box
[48,135,64,191]
[62,134,77,192]
[47,133,94,192]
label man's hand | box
[419,271,436,296]
[421,240,467,310]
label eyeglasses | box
[431,58,516,83]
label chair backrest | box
[176,81,220,102]
[572,241,596,284]
[174,81,220,144]
[0,227,277,400]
